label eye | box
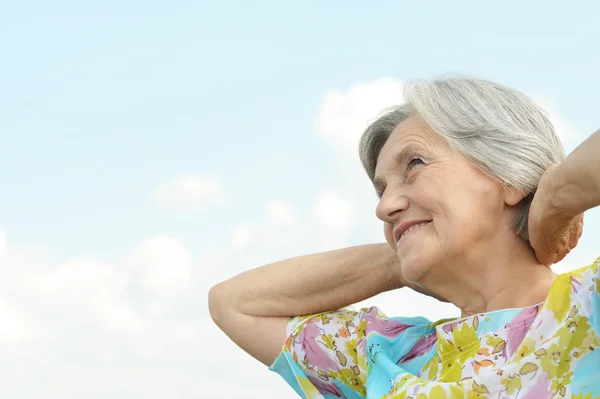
[375,190,384,200]
[407,157,425,171]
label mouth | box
[394,221,432,247]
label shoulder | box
[269,306,435,398]
[546,257,599,329]
[558,256,599,297]
[286,306,433,343]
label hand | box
[528,163,584,266]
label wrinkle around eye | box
[406,157,425,172]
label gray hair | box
[359,76,565,242]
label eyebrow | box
[373,143,423,192]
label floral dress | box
[269,258,600,398]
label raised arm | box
[549,129,600,215]
[208,244,403,366]
[529,129,600,265]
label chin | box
[397,250,433,285]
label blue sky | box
[2,1,599,260]
[1,1,599,398]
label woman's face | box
[374,115,518,284]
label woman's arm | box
[550,129,600,215]
[208,244,403,366]
[529,129,600,265]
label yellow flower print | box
[297,375,321,398]
[330,367,365,395]
[417,385,448,399]
[345,338,358,364]
[438,323,481,381]
[572,393,594,399]
[514,336,536,359]
[500,375,522,395]
[423,355,440,380]
[546,274,572,322]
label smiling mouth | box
[396,222,431,247]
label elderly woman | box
[209,77,600,398]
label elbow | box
[208,283,228,325]
[208,282,244,324]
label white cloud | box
[312,190,357,249]
[154,173,225,211]
[231,224,254,251]
[34,258,148,336]
[38,259,127,299]
[128,236,192,295]
[266,200,296,227]
[0,229,219,397]
[0,300,41,351]
[315,78,405,160]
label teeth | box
[399,222,429,240]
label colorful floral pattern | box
[269,258,600,398]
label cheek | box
[458,181,505,222]
[419,178,482,239]
[441,184,505,246]
[383,223,394,246]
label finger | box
[536,250,557,266]
[571,219,583,248]
[569,226,579,249]
[556,249,570,264]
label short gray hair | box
[359,76,565,242]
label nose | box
[375,187,410,223]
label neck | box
[423,234,557,318]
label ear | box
[503,186,527,206]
